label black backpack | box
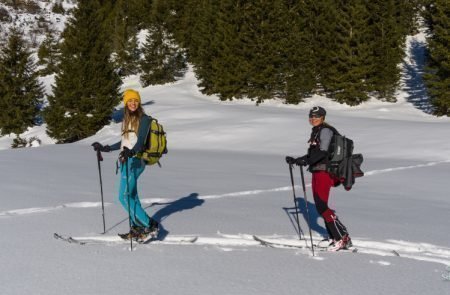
[326,128,364,191]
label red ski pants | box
[311,171,339,223]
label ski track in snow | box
[364,160,450,176]
[0,201,108,217]
[3,161,450,266]
[2,160,448,217]
[53,231,450,266]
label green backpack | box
[136,117,167,166]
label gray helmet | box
[309,106,326,118]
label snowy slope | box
[1,60,450,294]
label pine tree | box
[185,0,221,95]
[204,0,249,100]
[365,0,415,102]
[321,0,372,105]
[0,28,44,136]
[111,18,141,77]
[423,0,450,116]
[303,0,339,95]
[52,1,65,14]
[44,0,122,143]
[37,31,60,76]
[277,0,316,104]
[140,0,187,87]
[140,23,187,86]
[104,0,141,76]
[238,1,287,102]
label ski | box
[54,233,198,246]
[253,235,358,253]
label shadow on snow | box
[148,193,204,240]
[283,197,328,239]
[402,39,433,114]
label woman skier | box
[92,89,159,240]
[286,106,352,251]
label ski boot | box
[134,219,159,241]
[328,234,352,251]
[118,226,142,240]
[145,219,159,238]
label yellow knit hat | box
[123,89,141,105]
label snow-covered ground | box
[1,30,450,294]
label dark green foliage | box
[0,6,11,22]
[44,0,122,143]
[0,28,44,136]
[365,1,399,101]
[103,0,143,76]
[1,0,428,126]
[423,0,450,116]
[11,135,27,148]
[139,0,187,86]
[279,1,316,104]
[161,0,418,106]
[11,135,41,148]
[52,1,65,14]
[113,33,140,76]
[320,0,371,105]
[180,0,220,95]
[209,1,248,100]
[37,31,60,76]
[165,1,316,103]
[140,24,187,87]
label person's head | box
[308,106,326,127]
[122,89,144,137]
[123,89,141,113]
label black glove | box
[295,156,309,166]
[286,156,296,165]
[119,147,135,161]
[92,142,111,152]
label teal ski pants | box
[118,157,150,227]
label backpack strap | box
[322,123,340,136]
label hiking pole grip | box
[300,166,315,256]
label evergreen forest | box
[0,0,448,144]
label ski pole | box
[299,165,315,256]
[288,163,304,240]
[95,150,106,234]
[125,158,133,251]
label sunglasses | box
[309,114,322,119]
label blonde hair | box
[122,105,144,139]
